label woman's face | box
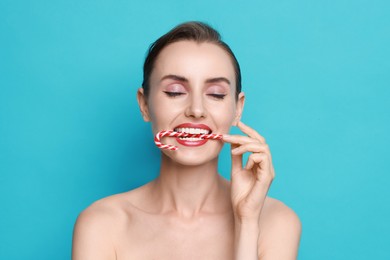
[138,40,244,165]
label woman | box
[72,21,301,259]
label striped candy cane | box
[154,130,223,151]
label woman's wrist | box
[234,211,261,225]
[234,218,260,260]
[234,218,260,238]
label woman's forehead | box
[152,41,236,82]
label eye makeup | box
[162,82,187,97]
[206,85,228,99]
[159,74,231,100]
[163,91,185,97]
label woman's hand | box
[223,121,275,223]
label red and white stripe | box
[154,130,223,151]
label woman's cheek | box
[212,107,236,131]
[148,102,179,131]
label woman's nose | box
[185,94,207,118]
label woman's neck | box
[151,154,231,218]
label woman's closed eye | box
[206,85,228,100]
[207,93,226,99]
[163,82,187,97]
[163,91,185,97]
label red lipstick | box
[173,123,212,147]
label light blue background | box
[1,0,389,259]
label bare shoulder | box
[74,193,130,231]
[258,197,302,259]
[72,195,123,260]
[72,189,144,260]
[261,197,301,225]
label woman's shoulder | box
[72,185,152,258]
[72,186,148,259]
[262,197,300,220]
[258,197,302,256]
[261,197,301,231]
[74,184,152,235]
[74,194,128,237]
[77,194,127,223]
[76,184,150,223]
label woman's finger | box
[231,142,271,156]
[245,169,274,208]
[245,153,268,172]
[223,134,258,145]
[231,144,243,174]
[237,121,266,143]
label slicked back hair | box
[142,21,242,100]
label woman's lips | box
[173,123,212,147]
[175,136,209,147]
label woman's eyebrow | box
[160,74,188,83]
[205,77,231,85]
[160,75,230,85]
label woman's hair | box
[142,21,242,100]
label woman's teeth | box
[178,137,203,141]
[174,128,210,134]
[174,127,210,141]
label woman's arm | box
[223,121,300,259]
[234,200,301,260]
[234,219,260,259]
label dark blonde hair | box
[142,21,242,99]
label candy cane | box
[154,130,223,151]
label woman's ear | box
[233,92,245,125]
[137,88,151,122]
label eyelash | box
[208,94,226,100]
[163,91,226,100]
[164,91,185,97]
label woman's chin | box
[162,145,222,167]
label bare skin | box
[72,41,301,259]
[73,181,300,259]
